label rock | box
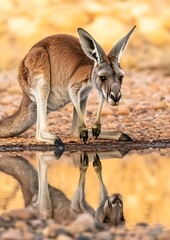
[46,224,70,239]
[56,234,74,240]
[66,214,95,234]
[76,233,93,240]
[1,228,22,240]
[153,102,168,110]
[96,231,112,240]
[15,220,28,232]
[101,108,114,116]
[22,232,33,240]
[2,208,35,220]
[118,106,130,115]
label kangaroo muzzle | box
[110,91,121,103]
[108,83,121,105]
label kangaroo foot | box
[93,153,102,171]
[79,126,88,144]
[80,153,89,170]
[90,130,132,141]
[54,136,65,148]
[36,132,57,143]
[92,123,101,139]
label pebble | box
[56,234,74,240]
[66,214,95,234]
[96,231,112,240]
[118,106,130,115]
[153,102,168,110]
[1,228,22,240]
[1,208,35,220]
[101,108,114,116]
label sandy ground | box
[0,70,170,148]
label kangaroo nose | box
[112,83,120,95]
[110,92,121,102]
[110,83,121,102]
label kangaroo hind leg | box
[25,47,58,143]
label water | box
[0,148,170,227]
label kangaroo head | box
[95,193,125,227]
[77,26,135,106]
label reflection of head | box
[95,193,125,227]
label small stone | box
[66,214,95,234]
[76,233,93,240]
[2,208,35,220]
[28,219,47,230]
[118,106,130,115]
[47,224,70,238]
[96,231,112,240]
[1,228,22,240]
[153,102,167,110]
[15,220,28,232]
[22,232,34,240]
[56,234,74,240]
[101,108,114,116]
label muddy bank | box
[0,139,169,153]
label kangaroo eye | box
[119,76,124,84]
[103,216,110,223]
[99,76,107,82]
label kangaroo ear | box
[77,28,106,64]
[108,26,136,63]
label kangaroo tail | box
[0,92,36,137]
[0,154,38,206]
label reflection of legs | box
[34,152,52,219]
[71,153,94,216]
[93,154,125,226]
[93,154,108,203]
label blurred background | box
[0,0,170,73]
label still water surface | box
[0,148,170,227]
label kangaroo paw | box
[79,126,88,144]
[92,122,101,139]
[92,127,101,139]
[93,153,102,170]
[80,153,89,169]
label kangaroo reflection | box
[0,152,125,226]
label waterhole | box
[0,147,170,228]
